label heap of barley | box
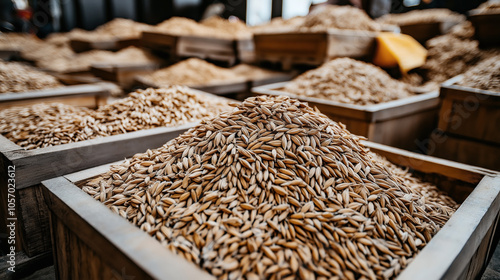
[83,95,457,280]
[0,61,62,93]
[0,86,231,149]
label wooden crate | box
[252,82,440,151]
[0,89,233,257]
[398,20,461,43]
[438,75,500,145]
[0,124,195,257]
[90,63,160,89]
[429,131,500,171]
[253,29,377,70]
[136,72,293,96]
[70,38,140,53]
[469,10,500,47]
[41,141,500,279]
[141,31,240,66]
[0,83,118,110]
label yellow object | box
[373,32,427,73]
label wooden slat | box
[397,175,500,280]
[42,176,214,280]
[4,123,195,189]
[363,141,496,184]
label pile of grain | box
[155,16,252,40]
[300,5,381,32]
[38,46,159,73]
[0,61,62,93]
[251,16,306,34]
[284,58,413,105]
[68,18,153,41]
[139,58,281,87]
[458,57,500,92]
[83,95,456,280]
[377,9,465,26]
[0,86,231,149]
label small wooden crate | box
[70,38,140,53]
[0,83,117,110]
[253,29,377,70]
[90,63,160,89]
[141,31,242,66]
[398,20,461,43]
[252,82,440,151]
[469,10,500,47]
[41,141,500,279]
[429,75,500,170]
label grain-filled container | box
[0,87,233,257]
[42,140,500,280]
[429,63,500,170]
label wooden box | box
[0,83,117,110]
[253,29,377,70]
[141,31,242,66]
[41,141,500,279]
[69,38,140,53]
[90,63,160,89]
[398,20,461,43]
[469,10,500,46]
[428,75,500,170]
[252,82,440,151]
[0,124,195,257]
[136,72,293,97]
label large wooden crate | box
[429,75,500,170]
[41,141,500,279]
[252,82,440,151]
[0,83,118,110]
[90,63,160,90]
[469,10,500,47]
[141,31,250,66]
[253,29,377,70]
[70,38,140,53]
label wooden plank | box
[363,141,495,184]
[438,76,500,145]
[42,176,214,280]
[326,29,376,58]
[397,175,500,280]
[430,132,500,171]
[4,123,195,190]
[0,83,116,105]
[0,95,102,110]
[367,91,440,121]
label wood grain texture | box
[42,141,500,280]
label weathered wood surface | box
[252,82,440,150]
[42,141,500,280]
